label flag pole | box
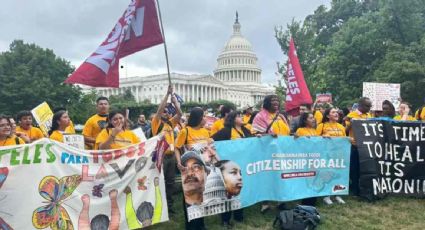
[155,0,172,86]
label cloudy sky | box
[0,0,329,84]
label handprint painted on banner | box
[0,167,13,230]
[92,184,104,198]
[32,175,82,230]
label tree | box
[0,40,81,115]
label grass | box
[148,194,425,230]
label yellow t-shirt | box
[0,135,25,146]
[244,123,255,134]
[317,122,346,137]
[415,108,425,121]
[82,114,108,139]
[393,115,416,121]
[49,130,66,143]
[95,129,140,150]
[314,110,323,125]
[65,120,76,134]
[210,118,225,135]
[151,116,178,154]
[346,111,372,137]
[16,126,44,141]
[295,127,318,137]
[242,114,251,124]
[230,127,246,140]
[175,127,210,149]
[270,113,290,136]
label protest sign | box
[181,136,350,221]
[63,134,85,150]
[362,82,400,111]
[353,119,425,200]
[316,93,332,104]
[31,102,53,136]
[0,137,168,229]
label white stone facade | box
[94,14,274,108]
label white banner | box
[0,137,168,229]
[362,82,400,111]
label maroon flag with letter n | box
[285,38,312,115]
[65,0,164,88]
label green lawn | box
[149,195,425,230]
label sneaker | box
[260,204,270,214]
[335,196,346,204]
[323,196,333,205]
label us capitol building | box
[95,13,274,108]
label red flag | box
[65,0,164,88]
[285,38,312,115]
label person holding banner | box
[0,115,25,146]
[295,112,318,137]
[82,97,110,149]
[15,110,45,143]
[252,95,290,136]
[151,85,182,214]
[381,100,396,118]
[394,101,416,121]
[344,97,372,196]
[95,110,140,150]
[8,116,30,143]
[48,110,74,143]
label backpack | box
[273,205,320,230]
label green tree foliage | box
[0,40,81,115]
[275,0,425,108]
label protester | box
[252,95,290,136]
[0,115,25,146]
[313,103,325,125]
[48,110,73,143]
[15,110,45,143]
[132,114,151,135]
[210,105,232,135]
[95,110,140,150]
[381,100,396,118]
[394,101,416,121]
[242,106,253,124]
[151,85,182,214]
[414,98,425,121]
[8,116,30,143]
[212,111,251,227]
[290,104,311,134]
[295,112,318,137]
[245,111,258,133]
[175,107,210,230]
[82,97,110,149]
[345,97,372,196]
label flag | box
[285,38,312,115]
[65,0,164,88]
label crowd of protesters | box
[1,86,425,230]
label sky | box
[0,0,330,85]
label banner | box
[181,136,350,221]
[31,102,53,136]
[362,82,400,111]
[352,119,425,200]
[285,38,313,115]
[0,138,168,229]
[65,0,164,88]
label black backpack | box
[273,205,320,230]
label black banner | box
[353,119,425,200]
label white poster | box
[0,137,168,229]
[362,82,400,110]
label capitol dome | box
[214,12,262,85]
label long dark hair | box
[187,107,204,128]
[263,95,279,112]
[106,110,127,129]
[299,112,313,128]
[224,111,240,128]
[48,110,67,136]
[322,108,337,123]
[248,111,259,124]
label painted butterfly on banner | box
[0,167,13,230]
[92,184,104,198]
[32,175,82,230]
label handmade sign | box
[362,82,400,111]
[352,119,425,200]
[0,137,168,229]
[31,102,53,136]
